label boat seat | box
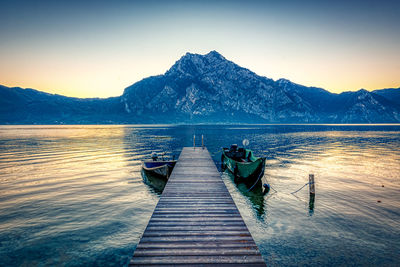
[232,151,246,160]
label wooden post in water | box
[193,135,195,149]
[309,174,315,213]
[201,134,204,149]
[309,174,315,195]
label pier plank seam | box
[130,147,266,266]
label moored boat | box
[221,144,266,190]
[142,152,177,180]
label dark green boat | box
[221,144,266,190]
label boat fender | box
[263,183,270,194]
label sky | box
[1,0,399,98]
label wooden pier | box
[130,147,266,266]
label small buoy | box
[263,183,270,194]
[242,139,250,147]
[377,200,381,203]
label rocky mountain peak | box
[165,50,232,77]
[276,78,295,88]
[205,50,225,60]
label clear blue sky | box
[1,0,399,97]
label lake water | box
[0,125,399,266]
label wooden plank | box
[130,255,265,265]
[142,231,252,237]
[145,226,249,231]
[130,264,266,267]
[148,217,244,222]
[147,222,247,227]
[136,242,258,249]
[155,205,236,208]
[130,147,266,266]
[153,209,240,212]
[149,214,243,218]
[133,248,262,256]
[138,235,255,242]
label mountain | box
[0,85,124,124]
[1,51,400,124]
[372,88,400,109]
[121,51,400,123]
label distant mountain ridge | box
[1,50,400,124]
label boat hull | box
[221,149,265,189]
[142,161,176,180]
[141,169,168,194]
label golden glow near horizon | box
[1,1,399,98]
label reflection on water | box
[222,170,267,218]
[309,193,315,215]
[140,170,167,195]
[0,124,400,266]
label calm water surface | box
[0,125,399,266]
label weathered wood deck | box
[130,147,266,266]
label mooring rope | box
[247,160,266,192]
[218,159,313,196]
[247,170,263,192]
[269,184,278,193]
[290,182,314,195]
